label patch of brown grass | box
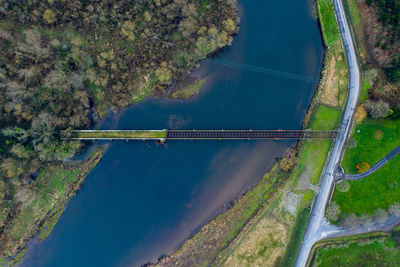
[319,56,339,107]
[374,130,384,140]
[354,104,367,124]
[221,217,287,267]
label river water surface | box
[20,0,323,266]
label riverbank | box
[0,147,105,265]
[148,1,348,265]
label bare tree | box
[341,213,360,229]
[326,201,341,221]
[360,214,374,228]
[364,99,390,118]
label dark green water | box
[20,0,323,266]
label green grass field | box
[312,235,400,266]
[342,118,400,174]
[332,118,400,217]
[317,0,340,46]
[294,104,341,186]
[334,155,400,217]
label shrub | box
[355,162,370,173]
[341,213,360,229]
[326,201,341,221]
[336,180,350,192]
[364,100,390,119]
[359,214,374,227]
[279,147,297,172]
[373,208,388,224]
[43,9,56,24]
[347,138,357,149]
[388,107,400,120]
[155,66,172,84]
[389,203,400,216]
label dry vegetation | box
[217,205,288,267]
[318,53,348,107]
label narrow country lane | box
[294,0,361,266]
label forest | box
[367,0,400,82]
[0,0,238,259]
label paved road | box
[338,144,400,181]
[325,213,400,240]
[295,0,361,266]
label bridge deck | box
[68,129,338,140]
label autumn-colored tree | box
[356,162,370,173]
[43,9,56,24]
[354,104,367,124]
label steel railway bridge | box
[166,130,337,139]
[69,129,338,141]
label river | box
[20,0,323,266]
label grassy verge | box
[360,74,372,101]
[317,0,340,46]
[71,130,167,139]
[294,104,341,186]
[279,206,312,267]
[342,0,368,59]
[309,228,400,266]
